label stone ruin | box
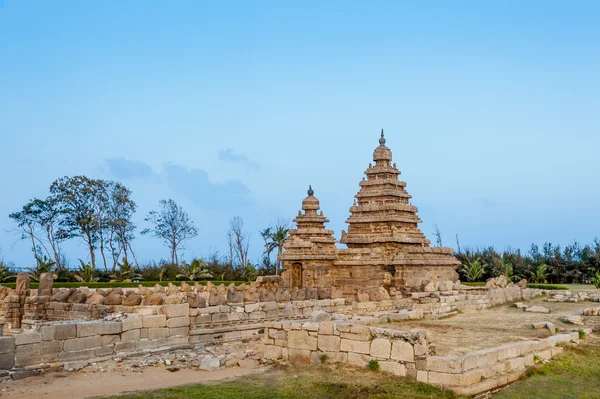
[281,130,460,298]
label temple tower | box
[340,130,429,253]
[280,186,337,289]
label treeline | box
[456,240,600,285]
[4,175,290,283]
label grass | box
[461,281,486,286]
[461,282,576,290]
[527,284,569,290]
[105,364,464,399]
[494,335,600,399]
[564,284,597,291]
[0,280,245,289]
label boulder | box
[138,285,152,296]
[179,281,193,292]
[123,293,143,306]
[525,305,550,314]
[164,293,186,304]
[437,281,451,292]
[103,292,122,305]
[67,291,87,304]
[166,283,179,296]
[153,284,165,293]
[309,311,332,322]
[357,290,370,302]
[187,293,206,308]
[422,281,436,292]
[51,289,74,303]
[144,293,164,306]
[517,279,528,288]
[582,308,599,316]
[378,287,391,300]
[111,288,124,296]
[86,294,104,305]
[560,315,584,325]
[227,287,244,303]
[452,280,462,290]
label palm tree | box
[110,258,142,282]
[460,257,487,282]
[73,259,99,283]
[27,255,56,281]
[262,224,290,276]
[496,260,515,282]
[530,263,548,283]
[176,259,213,281]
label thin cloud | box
[104,157,154,180]
[218,149,260,170]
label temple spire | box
[307,185,314,196]
[379,129,386,145]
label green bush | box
[0,280,245,289]
[528,284,569,290]
[367,359,380,371]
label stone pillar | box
[13,273,30,329]
[38,273,54,296]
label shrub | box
[528,284,569,290]
[367,359,380,371]
[578,329,585,339]
[591,271,600,289]
[319,354,328,364]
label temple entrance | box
[290,263,303,288]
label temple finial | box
[307,185,314,196]
[379,129,386,145]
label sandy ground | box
[0,365,267,399]
[379,296,600,356]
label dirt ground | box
[0,364,267,399]
[379,296,600,356]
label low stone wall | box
[262,320,426,378]
[263,319,593,397]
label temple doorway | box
[291,263,303,288]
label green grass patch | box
[0,280,245,289]
[461,281,486,286]
[104,364,464,399]
[494,336,600,399]
[527,284,569,290]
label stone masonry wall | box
[264,320,593,397]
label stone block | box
[147,328,169,339]
[78,321,122,337]
[340,339,370,354]
[55,324,77,340]
[121,329,141,341]
[0,353,15,370]
[347,352,373,368]
[58,349,96,362]
[161,304,189,318]
[166,316,189,328]
[63,336,101,352]
[340,332,371,341]
[115,341,136,353]
[95,345,115,357]
[287,331,317,351]
[379,361,407,376]
[0,337,15,354]
[41,325,55,341]
[15,344,41,364]
[391,340,414,362]
[370,338,391,359]
[426,356,462,374]
[142,315,167,328]
[14,332,42,346]
[169,327,189,336]
[101,334,120,346]
[318,335,341,352]
[288,348,311,363]
[263,345,283,361]
[121,317,143,332]
[268,329,287,340]
[245,303,259,313]
[318,322,334,335]
[41,340,61,355]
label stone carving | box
[280,131,460,296]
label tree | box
[26,255,56,281]
[73,259,99,283]
[494,260,515,282]
[105,182,137,271]
[9,197,65,268]
[530,263,548,283]
[176,258,213,281]
[228,217,249,271]
[261,222,290,275]
[460,257,487,282]
[110,258,142,282]
[142,199,198,265]
[433,224,443,247]
[49,176,108,270]
[591,271,600,289]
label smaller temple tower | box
[280,186,337,289]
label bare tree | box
[228,216,249,270]
[433,224,443,247]
[105,182,137,271]
[9,197,65,268]
[141,199,198,265]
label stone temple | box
[281,130,460,297]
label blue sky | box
[1,1,599,268]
